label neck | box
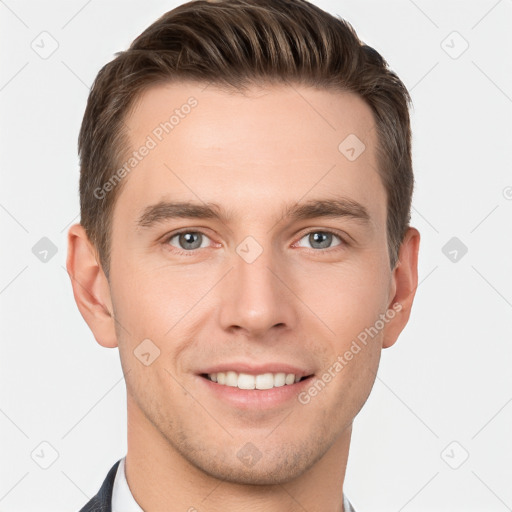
[125,395,352,512]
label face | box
[107,82,399,484]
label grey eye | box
[298,231,342,250]
[168,232,209,251]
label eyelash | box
[162,228,349,256]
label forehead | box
[114,81,386,231]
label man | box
[67,0,420,510]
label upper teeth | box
[208,371,301,390]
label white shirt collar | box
[112,456,143,512]
[112,455,356,512]
[344,492,357,512]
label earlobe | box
[66,223,118,348]
[382,227,420,349]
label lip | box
[196,372,315,410]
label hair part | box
[79,0,414,279]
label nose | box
[217,241,299,339]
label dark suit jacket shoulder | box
[78,459,121,512]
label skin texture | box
[67,82,420,512]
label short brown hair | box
[78,0,413,279]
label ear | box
[382,227,420,349]
[66,223,118,348]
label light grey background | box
[1,0,511,511]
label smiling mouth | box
[200,372,314,390]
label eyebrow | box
[136,198,371,229]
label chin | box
[199,459,309,486]
[184,440,325,486]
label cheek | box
[109,255,198,340]
[296,258,391,340]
